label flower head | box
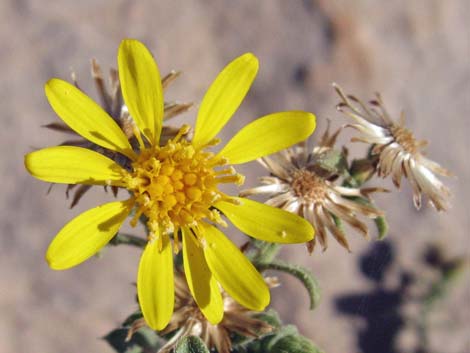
[241,123,383,252]
[334,84,452,211]
[25,39,316,330]
[127,272,276,353]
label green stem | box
[246,239,282,264]
[110,233,147,248]
[256,260,321,310]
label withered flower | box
[44,59,193,207]
[127,272,276,353]
[241,124,384,253]
[334,84,452,211]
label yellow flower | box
[25,39,316,330]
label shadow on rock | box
[335,241,414,353]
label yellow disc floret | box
[124,126,244,241]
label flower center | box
[390,125,418,154]
[124,126,244,239]
[291,169,327,203]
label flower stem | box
[110,233,147,248]
[256,259,321,310]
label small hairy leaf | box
[256,260,321,310]
[175,336,210,353]
[270,332,325,353]
[375,216,388,240]
[103,327,161,353]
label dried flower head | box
[25,39,315,330]
[241,123,384,253]
[44,59,193,207]
[334,84,452,211]
[128,272,276,353]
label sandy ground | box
[0,1,469,352]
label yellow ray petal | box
[137,233,174,331]
[192,53,258,147]
[45,79,135,159]
[25,146,127,186]
[201,222,269,311]
[118,39,163,145]
[219,112,316,164]
[182,227,224,324]
[216,197,314,243]
[46,200,133,270]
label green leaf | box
[424,257,467,308]
[241,324,295,353]
[374,216,388,240]
[122,310,143,326]
[103,327,161,353]
[231,309,282,347]
[253,309,282,329]
[256,260,321,310]
[315,149,348,176]
[175,336,210,353]
[246,325,324,353]
[270,332,325,353]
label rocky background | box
[0,1,468,352]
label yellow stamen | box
[125,126,244,239]
[173,124,191,142]
[130,207,145,227]
[216,174,245,186]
